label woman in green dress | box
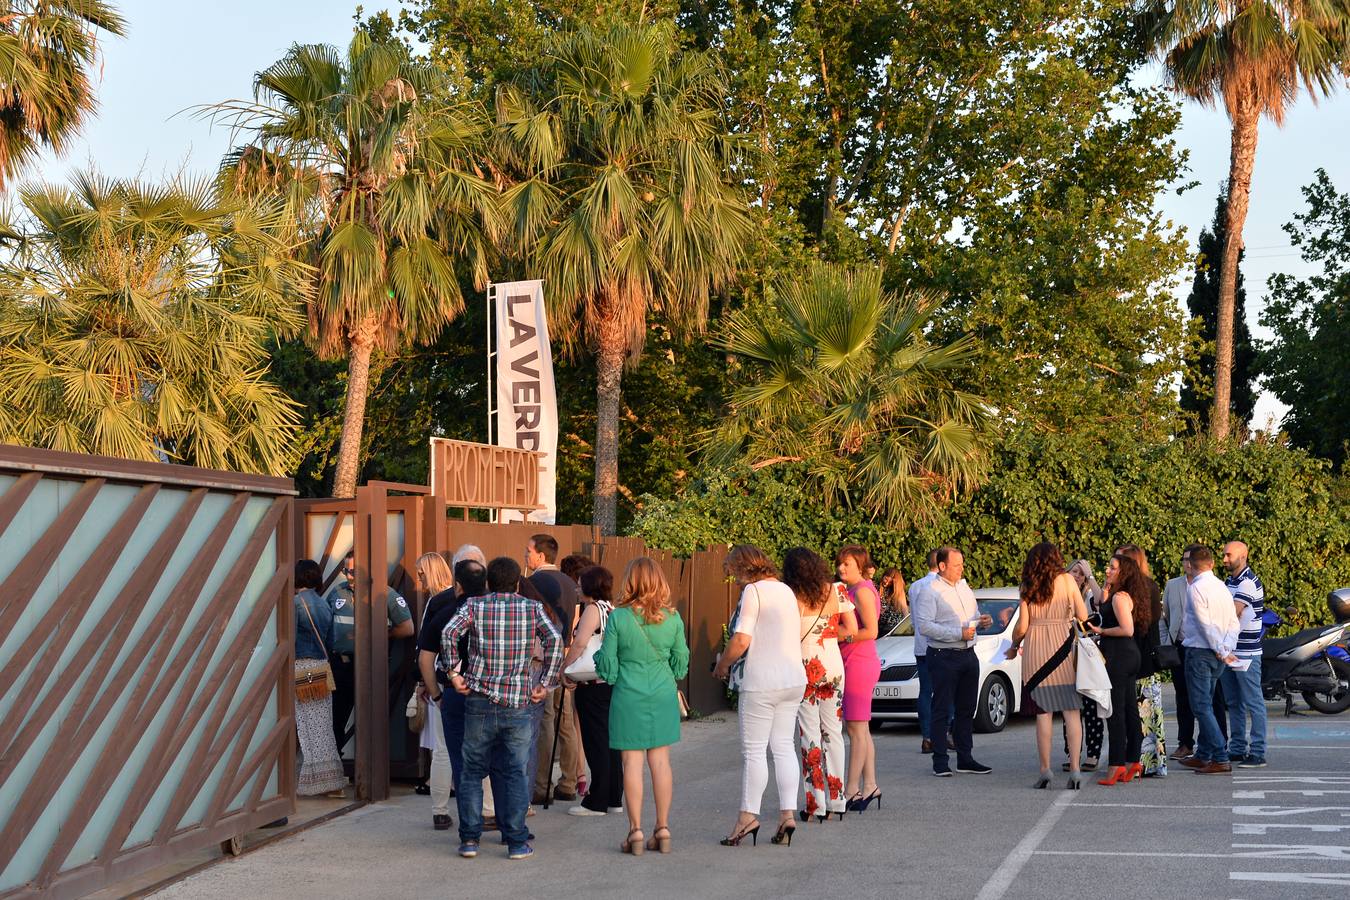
[596,557,690,856]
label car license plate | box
[873,685,902,699]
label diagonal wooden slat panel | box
[316,510,349,594]
[200,647,290,827]
[0,491,251,871]
[0,478,104,640]
[96,497,288,860]
[0,484,160,766]
[0,472,40,548]
[220,719,291,818]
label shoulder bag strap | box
[633,609,678,684]
[298,592,330,658]
[800,604,826,643]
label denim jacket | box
[295,588,336,661]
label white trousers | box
[428,700,453,816]
[738,686,802,815]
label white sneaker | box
[568,805,606,817]
[607,806,624,814]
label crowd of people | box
[286,532,1269,860]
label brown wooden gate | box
[0,445,296,900]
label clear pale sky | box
[32,1,1350,428]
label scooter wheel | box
[1303,657,1350,714]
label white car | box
[870,587,1023,733]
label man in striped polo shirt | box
[1222,541,1267,768]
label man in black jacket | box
[525,533,583,804]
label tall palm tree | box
[706,264,994,524]
[0,173,306,473]
[0,1,125,189]
[496,22,753,533]
[211,29,501,496]
[1140,1,1350,440]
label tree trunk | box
[332,319,378,498]
[1214,101,1259,441]
[592,316,626,535]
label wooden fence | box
[0,445,296,900]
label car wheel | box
[974,675,1009,734]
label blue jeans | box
[457,693,534,848]
[1185,649,1229,764]
[916,654,956,742]
[440,689,466,790]
[523,698,545,794]
[1220,656,1266,758]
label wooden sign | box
[430,437,544,511]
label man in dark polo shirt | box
[525,533,583,804]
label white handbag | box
[1073,620,1113,718]
[564,601,611,682]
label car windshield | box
[884,614,914,638]
[978,600,1017,635]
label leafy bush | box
[633,430,1350,631]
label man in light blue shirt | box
[914,547,992,777]
[908,550,949,754]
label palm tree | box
[211,29,501,497]
[496,21,753,533]
[706,264,994,525]
[0,1,126,189]
[0,173,306,473]
[1140,0,1350,440]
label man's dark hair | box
[295,559,323,591]
[454,559,488,597]
[487,556,523,593]
[560,553,594,582]
[1184,544,1214,567]
[935,546,961,567]
[530,533,559,564]
[343,549,355,562]
[927,548,940,569]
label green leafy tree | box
[1140,0,1350,440]
[495,21,753,533]
[212,28,501,496]
[1182,187,1258,432]
[1262,169,1350,467]
[707,263,994,525]
[0,0,126,188]
[0,174,305,473]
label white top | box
[1182,570,1240,655]
[734,579,809,693]
[908,571,938,654]
[916,576,979,649]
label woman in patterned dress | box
[782,548,854,822]
[1007,543,1090,789]
[1063,559,1105,770]
[1116,544,1169,777]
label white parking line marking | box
[974,792,1074,900]
[1231,843,1350,859]
[1234,823,1350,834]
[1232,806,1350,817]
[1231,872,1350,886]
[1036,850,1219,858]
[1233,790,1350,799]
[1233,776,1350,784]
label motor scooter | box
[1260,588,1350,716]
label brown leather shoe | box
[1169,746,1194,761]
[1179,757,1209,769]
[1195,761,1232,775]
[946,734,957,750]
[920,739,934,754]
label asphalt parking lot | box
[153,686,1350,900]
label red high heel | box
[1125,763,1143,782]
[1097,765,1128,786]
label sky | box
[31,1,1350,430]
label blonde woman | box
[596,557,690,856]
[714,545,808,847]
[1063,558,1104,770]
[412,552,456,828]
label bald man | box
[1221,541,1267,768]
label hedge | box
[632,430,1350,631]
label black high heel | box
[845,792,863,813]
[851,789,881,812]
[771,822,796,845]
[834,810,845,821]
[720,819,760,847]
[1034,769,1052,790]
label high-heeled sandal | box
[1067,770,1082,790]
[1033,768,1052,789]
[1097,765,1128,786]
[771,821,796,846]
[645,826,671,854]
[1125,762,1143,781]
[1082,756,1099,772]
[720,819,760,847]
[621,827,645,855]
[861,788,882,811]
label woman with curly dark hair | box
[1088,553,1154,785]
[1007,543,1090,788]
[783,547,854,822]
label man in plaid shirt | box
[444,556,562,860]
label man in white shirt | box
[1180,544,1240,775]
[908,550,946,755]
[913,547,992,777]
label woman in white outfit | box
[714,545,808,847]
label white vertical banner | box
[492,280,558,523]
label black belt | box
[929,646,974,652]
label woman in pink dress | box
[836,545,882,812]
